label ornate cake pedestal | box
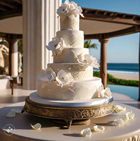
[21,92,114,128]
[0,101,140,141]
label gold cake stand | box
[22,96,114,128]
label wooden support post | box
[7,39,17,76]
[138,33,140,101]
[99,38,109,88]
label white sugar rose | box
[57,0,84,17]
[46,37,65,56]
[55,38,65,55]
[36,68,56,88]
[56,70,73,87]
[46,36,59,52]
[77,53,99,68]
[99,87,112,99]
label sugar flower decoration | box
[77,53,99,68]
[91,125,105,132]
[31,123,42,130]
[57,0,84,17]
[81,128,91,137]
[56,70,73,87]
[36,68,56,88]
[99,87,112,99]
[46,37,65,56]
[114,105,126,113]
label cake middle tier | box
[54,48,89,63]
[57,30,84,48]
[48,63,93,81]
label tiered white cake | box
[36,0,112,101]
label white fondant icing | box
[37,77,101,100]
[48,63,93,81]
[60,14,79,30]
[53,48,89,63]
[57,30,84,48]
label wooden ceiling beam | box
[84,26,139,39]
[0,1,16,9]
[13,0,22,4]
[0,8,22,20]
[82,12,140,26]
[0,7,6,11]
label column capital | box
[99,38,109,43]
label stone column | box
[99,38,109,88]
[23,0,61,90]
[7,39,18,76]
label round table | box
[0,101,140,141]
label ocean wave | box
[107,70,139,75]
[94,69,139,75]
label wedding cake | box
[36,0,112,101]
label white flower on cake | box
[77,53,99,68]
[99,87,112,99]
[46,37,65,56]
[57,0,84,17]
[36,68,56,88]
[56,70,73,87]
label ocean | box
[94,63,139,75]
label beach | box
[109,73,139,81]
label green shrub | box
[93,71,139,87]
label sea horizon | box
[94,63,139,75]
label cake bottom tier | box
[37,77,101,100]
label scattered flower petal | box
[31,123,42,130]
[113,119,124,126]
[91,125,105,132]
[114,105,126,113]
[11,109,21,114]
[81,128,91,137]
[7,111,16,118]
[120,115,129,123]
[126,111,135,119]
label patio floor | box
[0,87,140,109]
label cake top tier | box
[57,0,84,30]
[57,0,84,17]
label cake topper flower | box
[46,37,66,56]
[36,68,56,88]
[56,70,74,87]
[57,0,84,17]
[77,53,99,68]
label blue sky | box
[62,0,140,63]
